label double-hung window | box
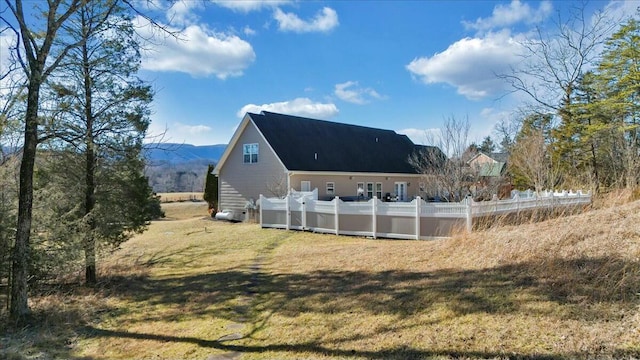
[243,143,258,164]
[366,182,374,198]
[326,182,335,196]
[376,183,383,199]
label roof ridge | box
[256,111,401,135]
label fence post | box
[285,194,291,230]
[372,197,377,239]
[465,197,473,233]
[415,196,421,240]
[302,198,307,230]
[334,196,340,235]
[515,192,520,213]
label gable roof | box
[468,151,509,164]
[489,152,509,163]
[246,111,431,174]
[479,162,506,177]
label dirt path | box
[207,233,290,360]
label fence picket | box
[260,190,591,239]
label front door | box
[394,182,407,201]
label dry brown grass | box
[160,201,209,220]
[157,192,204,203]
[2,200,640,359]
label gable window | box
[326,182,335,196]
[366,182,374,199]
[243,143,258,164]
[376,183,383,199]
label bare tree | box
[409,116,476,202]
[509,129,559,193]
[265,173,288,199]
[500,2,618,114]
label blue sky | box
[2,1,637,146]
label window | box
[376,183,383,199]
[243,143,258,163]
[356,182,364,197]
[301,181,311,192]
[419,182,426,192]
[326,182,335,196]
[366,182,374,198]
[394,182,407,201]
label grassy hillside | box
[1,200,639,359]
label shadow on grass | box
[78,325,585,360]
[103,256,639,324]
[2,256,639,359]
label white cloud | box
[146,121,223,146]
[212,0,290,13]
[605,0,640,23]
[165,0,203,25]
[243,26,256,36]
[406,30,523,100]
[471,107,513,142]
[463,0,552,32]
[176,122,213,134]
[237,98,339,118]
[0,31,16,75]
[135,16,255,78]
[397,128,441,145]
[334,81,385,104]
[0,31,25,97]
[274,7,339,33]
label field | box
[1,199,640,359]
[156,192,204,203]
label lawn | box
[1,200,639,359]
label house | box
[467,151,512,199]
[213,111,444,220]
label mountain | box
[143,143,227,193]
[143,143,226,165]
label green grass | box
[1,200,640,359]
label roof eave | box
[288,170,423,177]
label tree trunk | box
[82,25,97,286]
[84,144,97,286]
[84,232,96,285]
[10,79,41,321]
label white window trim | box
[243,143,259,164]
[376,182,383,199]
[301,180,311,192]
[366,182,374,199]
[394,181,407,201]
[326,182,335,196]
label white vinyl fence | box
[260,190,591,240]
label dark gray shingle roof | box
[249,111,433,173]
[490,152,509,163]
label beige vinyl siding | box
[288,173,423,200]
[219,121,287,213]
[469,153,496,166]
